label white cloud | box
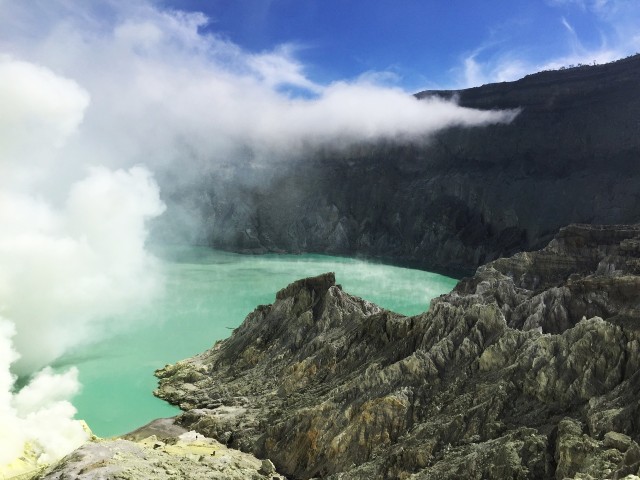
[459,49,532,88]
[561,16,577,36]
[260,81,518,149]
[0,1,517,176]
[548,0,588,9]
[456,0,640,88]
[247,44,324,93]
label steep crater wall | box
[155,223,640,479]
[184,55,640,274]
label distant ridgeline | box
[170,54,640,274]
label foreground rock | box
[155,224,640,479]
[37,425,285,480]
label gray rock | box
[37,433,286,480]
[154,224,640,479]
[155,55,640,275]
[259,459,276,476]
[604,432,633,452]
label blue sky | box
[159,0,640,90]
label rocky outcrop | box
[36,421,286,480]
[173,54,640,274]
[154,224,640,479]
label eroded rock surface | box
[161,55,640,274]
[37,427,286,480]
[155,224,640,479]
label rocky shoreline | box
[38,223,640,479]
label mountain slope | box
[187,55,640,273]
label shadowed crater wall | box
[178,55,640,274]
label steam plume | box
[0,320,88,466]
[0,54,164,469]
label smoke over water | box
[0,0,518,469]
[0,55,165,468]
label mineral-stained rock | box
[604,432,633,453]
[161,55,640,275]
[36,429,286,480]
[154,224,640,479]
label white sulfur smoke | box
[0,166,165,374]
[0,55,166,375]
[0,320,22,465]
[0,54,165,469]
[0,319,88,467]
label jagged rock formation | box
[155,224,640,479]
[175,55,640,274]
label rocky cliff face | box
[182,55,640,274]
[154,223,640,479]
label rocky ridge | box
[153,223,640,479]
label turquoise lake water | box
[61,247,458,437]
